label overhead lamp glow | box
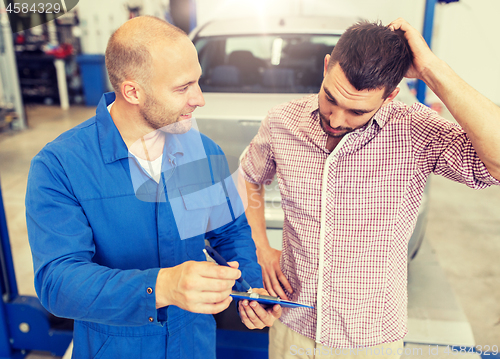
[224,0,269,17]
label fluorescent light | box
[271,37,283,65]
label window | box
[194,34,340,93]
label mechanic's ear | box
[323,54,331,77]
[121,81,142,105]
[382,87,400,107]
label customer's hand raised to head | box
[388,18,441,81]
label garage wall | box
[304,0,427,30]
[195,0,426,36]
[74,0,168,54]
[432,0,500,104]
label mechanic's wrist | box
[155,268,173,309]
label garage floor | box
[0,104,499,358]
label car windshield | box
[194,34,340,93]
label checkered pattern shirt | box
[241,94,499,348]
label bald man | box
[25,16,280,359]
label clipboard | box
[231,291,314,309]
[203,245,312,309]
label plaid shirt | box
[241,94,499,348]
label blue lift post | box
[417,0,459,104]
[416,0,438,104]
[0,178,73,359]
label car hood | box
[193,92,312,121]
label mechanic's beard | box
[161,119,192,134]
[140,97,168,131]
[139,95,191,134]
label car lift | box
[0,181,73,359]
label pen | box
[203,245,253,293]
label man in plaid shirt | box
[240,18,500,358]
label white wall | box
[302,0,426,30]
[432,0,500,104]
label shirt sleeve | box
[206,213,263,291]
[240,114,277,185]
[204,148,263,290]
[410,106,500,188]
[26,153,162,327]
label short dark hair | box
[327,20,413,98]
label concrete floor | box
[0,103,499,357]
[425,173,500,347]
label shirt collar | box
[300,94,321,132]
[97,92,130,164]
[165,133,183,156]
[164,133,184,165]
[371,103,391,128]
[306,94,320,117]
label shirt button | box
[147,287,153,294]
[149,317,154,322]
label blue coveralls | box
[26,93,262,359]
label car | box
[190,15,427,262]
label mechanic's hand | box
[256,246,292,300]
[155,260,241,314]
[388,18,441,80]
[238,288,282,330]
